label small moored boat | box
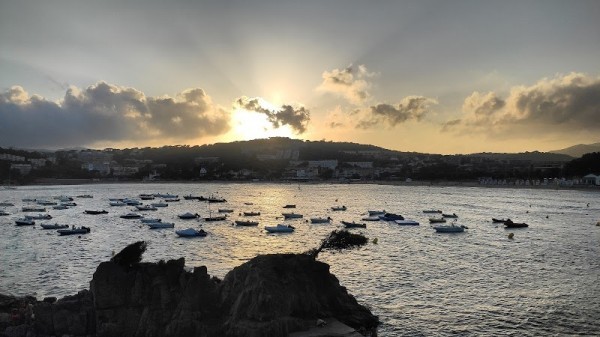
[176,228,207,237]
[120,213,143,219]
[40,223,69,230]
[492,218,509,223]
[136,205,158,211]
[147,222,175,229]
[234,220,259,226]
[379,213,404,221]
[362,215,381,221]
[57,226,91,236]
[85,210,108,215]
[283,204,296,208]
[25,214,52,220]
[341,220,366,228]
[151,202,168,207]
[178,212,199,219]
[433,223,466,233]
[204,214,227,222]
[331,206,347,211]
[15,218,35,226]
[0,210,10,216]
[442,213,458,218]
[140,218,162,223]
[422,210,442,214]
[243,211,261,216]
[282,212,303,219]
[429,217,446,223]
[310,217,331,224]
[22,206,46,212]
[265,224,295,233]
[218,208,234,213]
[504,220,528,228]
[367,210,385,216]
[395,219,419,226]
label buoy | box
[372,238,378,244]
[508,233,514,239]
[596,221,600,227]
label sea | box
[1,183,599,336]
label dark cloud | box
[318,64,374,104]
[235,97,310,134]
[453,73,600,135]
[0,82,230,148]
[357,96,437,129]
[441,119,462,132]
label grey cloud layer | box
[318,65,374,104]
[357,96,438,129]
[0,82,230,148]
[235,97,310,134]
[449,73,600,135]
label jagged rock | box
[110,241,146,268]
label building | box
[0,153,26,162]
[10,163,32,175]
[582,174,600,185]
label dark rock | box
[110,241,146,268]
[41,297,56,304]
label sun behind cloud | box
[230,107,296,140]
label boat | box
[218,208,234,213]
[395,219,420,226]
[85,210,108,215]
[244,202,254,205]
[183,194,203,200]
[442,213,458,218]
[139,194,155,200]
[379,213,404,221]
[176,228,207,237]
[109,201,126,206]
[492,218,509,223]
[234,220,259,226]
[429,217,447,223]
[310,217,331,224]
[76,194,93,198]
[61,202,77,207]
[120,213,143,219]
[243,211,261,216]
[147,222,175,229]
[57,226,91,236]
[36,200,57,206]
[151,202,168,207]
[140,218,162,223]
[0,202,15,207]
[367,210,385,216]
[422,210,442,214]
[136,205,158,211]
[207,197,227,203]
[15,218,35,226]
[204,214,227,222]
[331,206,347,211]
[25,214,52,220]
[154,193,178,199]
[123,199,141,206]
[341,221,366,229]
[283,204,296,208]
[22,206,46,212]
[178,212,200,219]
[504,220,528,228]
[362,215,381,221]
[0,210,10,216]
[40,223,69,230]
[52,205,69,210]
[165,198,180,202]
[433,223,466,233]
[265,224,295,233]
[22,198,36,202]
[282,212,303,219]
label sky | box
[1,0,599,154]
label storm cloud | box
[0,82,230,148]
[357,96,438,129]
[317,64,374,104]
[451,73,600,135]
[235,96,310,134]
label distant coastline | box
[9,177,600,192]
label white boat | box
[120,213,143,219]
[433,224,466,233]
[331,206,347,211]
[15,218,35,226]
[362,215,381,221]
[147,222,175,229]
[234,220,259,226]
[25,214,52,220]
[310,217,331,224]
[140,218,162,223]
[176,228,207,237]
[123,199,141,206]
[151,202,168,207]
[109,201,126,206]
[57,226,91,235]
[282,212,303,219]
[136,205,157,211]
[0,210,10,216]
[265,224,295,233]
[395,219,420,226]
[40,223,69,230]
[178,212,199,219]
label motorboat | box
[331,206,347,211]
[0,202,15,207]
[25,214,52,220]
[57,226,91,235]
[310,217,331,224]
[176,228,207,237]
[76,194,93,198]
[362,215,381,221]
[282,212,303,219]
[140,218,162,223]
[0,210,9,216]
[442,213,459,218]
[61,202,77,207]
[179,212,199,219]
[265,224,295,233]
[422,210,442,214]
[136,205,158,211]
[504,220,528,228]
[147,222,175,229]
[379,213,404,221]
[123,199,141,206]
[283,204,296,208]
[85,210,108,215]
[109,201,126,206]
[492,218,509,223]
[120,213,143,219]
[151,202,168,207]
[183,194,203,200]
[395,219,420,226]
[429,217,446,223]
[40,223,69,230]
[204,214,227,222]
[341,221,366,229]
[433,223,466,233]
[234,220,259,226]
[15,218,35,226]
[243,211,261,216]
[36,200,57,206]
[218,208,234,213]
[367,210,385,216]
[165,198,180,202]
[155,193,178,199]
[52,205,69,210]
[207,197,227,203]
[22,206,46,212]
[139,194,155,200]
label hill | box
[550,142,600,158]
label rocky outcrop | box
[1,248,378,337]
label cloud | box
[317,64,375,104]
[357,96,438,129]
[0,82,230,148]
[235,96,310,134]
[452,73,600,136]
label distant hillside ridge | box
[550,142,600,158]
[468,151,573,162]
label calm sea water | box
[1,183,599,336]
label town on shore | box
[2,138,599,189]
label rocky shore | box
[0,243,378,337]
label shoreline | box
[7,178,600,192]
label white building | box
[582,174,600,185]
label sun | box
[231,108,295,140]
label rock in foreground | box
[2,251,378,337]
